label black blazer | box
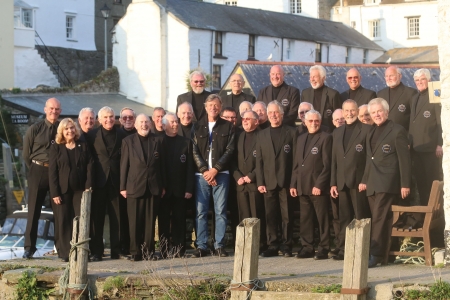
[290,130,332,195]
[49,141,93,198]
[340,86,377,107]
[330,120,372,190]
[256,83,300,127]
[409,90,442,152]
[222,92,256,126]
[300,85,342,129]
[377,82,417,132]
[163,135,194,198]
[176,91,212,122]
[232,128,260,192]
[120,133,166,198]
[362,120,411,195]
[86,127,127,190]
[256,125,297,190]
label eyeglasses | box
[193,80,205,84]
[122,116,134,121]
[223,116,236,120]
[299,110,309,115]
[242,117,255,121]
[347,76,359,80]
[231,80,243,83]
[307,120,320,123]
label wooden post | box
[68,217,79,299]
[340,218,371,300]
[230,218,260,300]
[75,190,92,299]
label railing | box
[34,31,72,87]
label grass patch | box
[14,271,54,300]
[103,276,126,292]
[311,284,342,294]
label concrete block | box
[435,249,445,265]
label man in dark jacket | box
[176,71,211,122]
[222,74,255,126]
[340,68,376,106]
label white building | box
[0,1,14,89]
[113,0,383,112]
[331,0,438,50]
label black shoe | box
[61,257,69,262]
[191,248,209,258]
[368,255,383,268]
[331,254,345,261]
[295,249,314,259]
[260,248,279,257]
[214,248,229,257]
[91,254,102,262]
[329,248,340,256]
[23,250,34,259]
[128,254,142,262]
[283,250,292,258]
[314,251,329,260]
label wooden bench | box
[388,180,444,266]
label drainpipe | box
[210,31,214,92]
[281,38,284,61]
[327,44,330,63]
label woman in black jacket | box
[49,118,93,262]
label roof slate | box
[372,46,438,64]
[158,0,384,50]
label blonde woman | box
[49,118,93,262]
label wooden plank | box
[341,218,371,300]
[231,218,260,300]
[68,217,79,298]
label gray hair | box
[267,100,284,115]
[305,109,322,120]
[368,98,389,114]
[252,101,267,110]
[78,107,96,119]
[152,107,166,116]
[332,109,343,120]
[299,102,314,113]
[359,104,368,110]
[98,106,115,119]
[189,70,206,81]
[204,94,223,105]
[413,68,431,81]
[162,112,177,125]
[120,107,136,118]
[310,65,326,79]
[342,99,358,108]
[239,101,253,113]
[241,110,259,120]
[178,101,194,113]
[387,66,402,76]
[135,113,150,124]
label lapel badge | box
[398,104,406,112]
[281,99,289,106]
[355,144,363,152]
[382,144,391,154]
[311,146,319,155]
[326,109,332,117]
[253,150,256,157]
[284,144,291,153]
[180,154,186,163]
[51,140,55,144]
[154,151,159,158]
[423,111,431,118]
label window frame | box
[212,65,222,91]
[315,43,322,63]
[368,19,380,39]
[14,7,34,29]
[248,34,255,59]
[290,0,301,14]
[66,15,76,40]
[407,16,420,39]
[214,31,223,56]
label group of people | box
[21,64,441,268]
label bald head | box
[270,65,285,87]
[135,113,151,137]
[346,68,361,90]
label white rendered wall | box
[14,48,60,88]
[256,36,281,62]
[349,48,364,64]
[14,28,35,48]
[328,45,347,64]
[0,0,14,89]
[25,0,95,50]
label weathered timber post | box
[340,218,371,300]
[230,218,260,300]
[68,217,79,299]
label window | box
[286,40,293,60]
[369,20,380,38]
[66,16,75,39]
[225,1,237,5]
[365,0,380,4]
[215,32,223,56]
[248,35,255,58]
[290,0,301,14]
[315,43,321,62]
[346,47,351,63]
[363,49,369,64]
[213,65,222,90]
[408,17,420,38]
[14,8,33,29]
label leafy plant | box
[15,271,53,300]
[311,284,342,293]
[103,275,125,292]
[161,279,229,300]
[429,278,450,299]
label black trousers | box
[337,186,371,255]
[119,195,130,253]
[412,150,442,206]
[299,195,330,253]
[330,196,340,250]
[89,178,121,257]
[368,192,397,257]
[158,193,186,255]
[51,190,83,259]
[128,193,160,256]
[264,187,293,250]
[25,163,50,253]
[237,188,267,246]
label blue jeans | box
[195,173,229,250]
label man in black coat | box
[409,68,443,206]
[119,107,137,136]
[340,68,376,107]
[222,74,255,126]
[359,98,411,268]
[78,107,96,140]
[253,101,270,130]
[176,71,211,122]
[232,110,266,251]
[301,65,342,129]
[377,66,417,132]
[256,100,297,257]
[120,114,166,261]
[256,65,300,127]
[290,110,332,260]
[177,102,195,138]
[158,112,194,258]
[86,106,128,261]
[330,100,372,260]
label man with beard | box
[257,101,297,257]
[300,65,342,129]
[87,106,128,261]
[330,100,372,260]
[222,74,255,126]
[377,66,417,132]
[257,65,300,127]
[177,71,211,122]
[253,101,270,130]
[340,68,376,107]
[120,114,165,261]
[358,105,374,125]
[177,102,195,138]
[78,107,96,140]
[119,107,137,136]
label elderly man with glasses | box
[177,71,211,122]
[340,68,376,107]
[119,107,137,136]
[222,74,255,126]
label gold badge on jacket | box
[382,144,391,154]
[311,147,319,155]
